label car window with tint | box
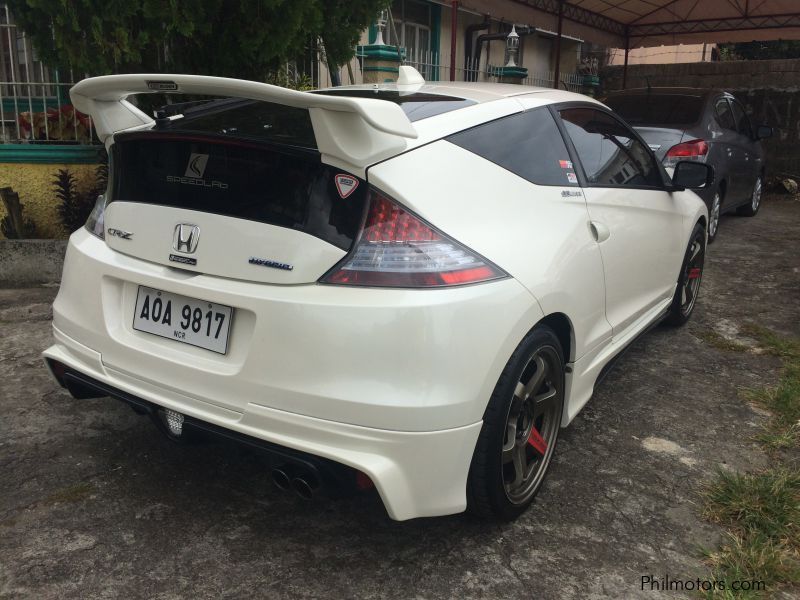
[447,107,579,186]
[730,99,753,138]
[715,99,736,132]
[603,94,703,126]
[558,108,663,188]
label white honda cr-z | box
[44,67,710,521]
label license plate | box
[133,286,233,354]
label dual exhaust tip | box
[271,465,319,500]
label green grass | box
[701,470,800,598]
[700,327,800,598]
[741,325,800,451]
[697,330,751,353]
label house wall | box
[403,2,583,80]
[0,162,100,239]
[438,3,486,76]
[607,44,713,66]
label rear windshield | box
[110,133,367,250]
[313,89,476,121]
[604,94,704,126]
[160,99,317,148]
[158,89,475,146]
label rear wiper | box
[155,99,217,118]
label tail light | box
[663,139,708,168]
[320,188,506,288]
[85,194,106,239]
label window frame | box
[714,97,737,133]
[729,98,754,139]
[549,101,672,192]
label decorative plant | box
[54,160,108,233]
[265,67,314,91]
[18,104,93,143]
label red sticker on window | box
[559,160,573,169]
[334,174,359,199]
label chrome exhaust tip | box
[291,475,319,500]
[271,467,292,491]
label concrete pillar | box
[357,45,403,84]
[494,65,528,85]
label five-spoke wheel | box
[468,325,564,520]
[665,222,706,326]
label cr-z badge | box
[107,228,133,240]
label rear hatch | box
[104,100,368,284]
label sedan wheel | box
[738,176,762,217]
[707,191,721,243]
[468,326,564,520]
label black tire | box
[737,175,762,217]
[664,223,706,327]
[467,325,564,520]
[706,187,722,244]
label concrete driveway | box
[2,196,798,599]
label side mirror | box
[672,161,714,190]
[756,125,772,140]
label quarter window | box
[558,108,663,188]
[715,99,736,131]
[446,107,579,187]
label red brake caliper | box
[527,426,548,455]
[687,267,702,280]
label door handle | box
[590,221,611,243]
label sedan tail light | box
[320,187,506,288]
[663,139,708,168]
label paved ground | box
[1,195,799,599]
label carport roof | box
[467,0,800,48]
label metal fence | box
[0,4,95,144]
[0,80,96,144]
[402,49,584,91]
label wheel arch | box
[538,312,574,363]
[717,178,727,207]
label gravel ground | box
[1,195,798,599]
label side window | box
[730,100,753,138]
[715,99,736,131]
[558,108,663,188]
[446,107,579,187]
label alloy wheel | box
[680,236,705,317]
[709,192,721,239]
[751,177,762,212]
[501,346,562,505]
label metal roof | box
[464,0,800,48]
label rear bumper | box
[44,334,482,520]
[46,229,544,519]
[54,229,541,431]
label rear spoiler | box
[70,70,421,172]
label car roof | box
[318,81,595,106]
